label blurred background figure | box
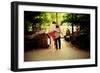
[64,28,70,41]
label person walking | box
[48,21,57,49]
[54,25,61,50]
[48,21,62,50]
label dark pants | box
[55,37,61,50]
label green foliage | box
[24,21,33,32]
[24,12,53,31]
[35,13,51,25]
[62,13,90,25]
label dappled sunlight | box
[24,11,90,62]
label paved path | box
[24,38,90,61]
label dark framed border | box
[11,1,98,72]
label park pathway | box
[24,38,90,61]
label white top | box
[55,27,61,38]
[50,24,62,38]
[50,23,56,32]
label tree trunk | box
[72,14,74,36]
[56,13,58,25]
